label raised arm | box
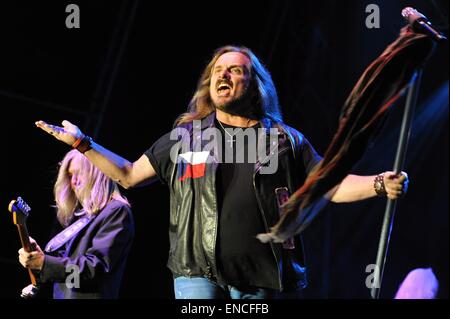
[36,120,156,189]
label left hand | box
[383,171,409,200]
[18,237,45,271]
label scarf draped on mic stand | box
[257,26,435,243]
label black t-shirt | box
[144,118,323,289]
[214,119,276,288]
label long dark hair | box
[175,45,283,125]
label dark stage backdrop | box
[0,0,448,299]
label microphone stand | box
[370,69,422,299]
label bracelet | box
[72,135,93,154]
[374,173,387,197]
[72,136,83,149]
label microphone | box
[401,7,447,42]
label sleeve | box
[39,203,134,284]
[144,131,181,185]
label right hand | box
[35,120,83,146]
[18,237,45,271]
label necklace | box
[217,120,237,148]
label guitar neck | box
[16,224,34,252]
[8,198,39,289]
[16,224,38,286]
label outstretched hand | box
[35,120,83,146]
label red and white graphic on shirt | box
[177,151,210,181]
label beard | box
[214,83,263,120]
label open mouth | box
[216,81,232,95]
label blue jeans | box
[174,276,281,299]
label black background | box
[0,0,448,301]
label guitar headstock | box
[8,197,31,226]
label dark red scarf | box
[272,26,435,239]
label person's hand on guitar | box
[18,237,45,271]
[35,120,84,146]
